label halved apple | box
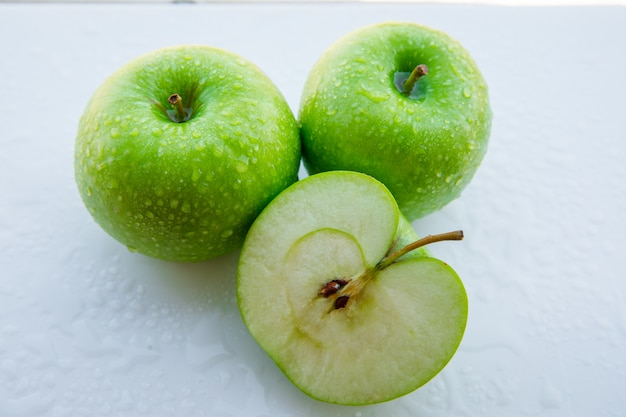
[237,171,467,405]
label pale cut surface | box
[289,258,465,404]
[237,171,467,404]
[238,172,399,357]
[237,172,399,281]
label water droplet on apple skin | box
[356,84,390,103]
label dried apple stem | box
[168,94,187,123]
[402,64,428,94]
[377,230,463,270]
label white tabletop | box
[1,3,625,416]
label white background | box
[1,3,625,416]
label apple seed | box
[334,296,350,309]
[319,279,350,297]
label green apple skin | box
[237,171,467,405]
[299,22,492,220]
[393,214,429,260]
[75,45,301,262]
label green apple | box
[75,45,301,262]
[299,22,492,220]
[237,171,467,405]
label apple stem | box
[377,230,463,270]
[402,64,428,95]
[168,94,187,123]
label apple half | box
[237,171,467,405]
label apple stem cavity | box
[167,94,191,123]
[377,230,463,270]
[402,64,429,95]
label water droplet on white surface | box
[540,379,563,409]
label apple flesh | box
[299,22,492,220]
[75,45,300,262]
[237,171,467,405]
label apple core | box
[319,229,464,311]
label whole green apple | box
[299,22,492,220]
[75,45,300,262]
[237,171,467,405]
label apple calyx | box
[319,230,463,310]
[401,64,428,95]
[167,93,192,123]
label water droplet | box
[326,107,337,116]
[170,199,179,209]
[130,128,140,136]
[212,143,224,157]
[235,160,248,173]
[152,128,162,137]
[356,84,390,103]
[110,128,120,138]
[191,166,202,181]
[449,63,467,81]
[192,130,201,139]
[181,202,191,213]
[540,379,563,409]
[86,186,92,196]
[463,87,472,98]
[127,245,138,253]
[221,229,233,238]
